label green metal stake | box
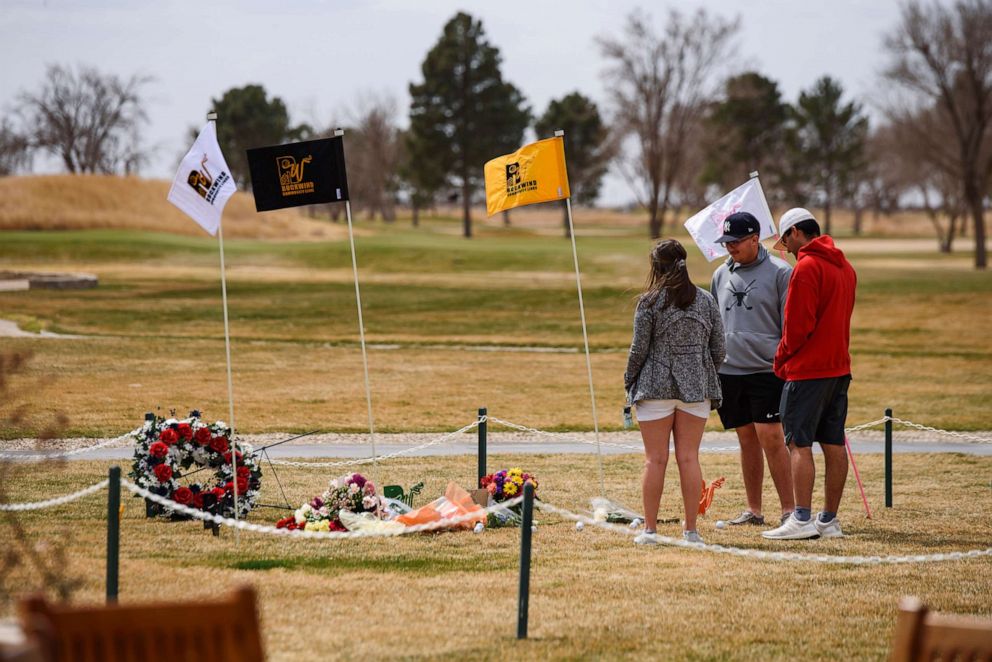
[884,408,893,508]
[106,466,121,603]
[478,407,487,488]
[517,481,535,640]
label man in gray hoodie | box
[710,212,795,527]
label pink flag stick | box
[845,435,872,519]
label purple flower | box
[349,473,367,489]
[310,497,324,509]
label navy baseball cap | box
[715,211,760,243]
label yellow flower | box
[304,521,319,532]
[503,482,518,496]
[316,520,330,532]
[512,475,523,486]
[509,467,523,476]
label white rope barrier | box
[122,478,520,540]
[264,420,481,468]
[0,475,987,565]
[888,417,992,444]
[0,434,131,462]
[534,500,992,565]
[487,416,738,453]
[488,415,992,450]
[0,479,109,511]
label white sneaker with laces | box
[633,531,659,545]
[814,515,844,538]
[761,514,820,540]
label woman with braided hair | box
[624,239,726,545]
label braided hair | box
[639,239,696,310]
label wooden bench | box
[18,586,264,662]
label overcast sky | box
[1,0,912,205]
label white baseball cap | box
[773,207,816,250]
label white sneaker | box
[633,531,659,545]
[814,515,844,538]
[761,514,820,540]
[682,530,704,544]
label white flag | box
[167,122,237,235]
[683,178,777,262]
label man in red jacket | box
[762,208,857,541]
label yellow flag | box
[484,136,570,216]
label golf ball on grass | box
[473,522,484,534]
[575,521,585,531]
[715,520,726,529]
[629,518,642,529]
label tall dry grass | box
[0,175,347,240]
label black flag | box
[246,136,349,212]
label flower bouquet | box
[480,467,538,527]
[129,411,262,520]
[276,472,387,532]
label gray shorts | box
[779,376,852,447]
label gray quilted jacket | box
[624,287,726,409]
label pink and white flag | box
[683,177,777,262]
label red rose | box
[236,477,249,493]
[223,451,244,465]
[177,423,192,440]
[192,492,205,509]
[159,428,179,446]
[224,481,234,493]
[236,465,251,479]
[211,487,226,500]
[194,427,212,445]
[153,464,173,483]
[209,436,228,454]
[276,516,295,529]
[149,441,169,458]
[173,486,193,505]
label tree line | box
[1,2,989,268]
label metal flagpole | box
[209,110,240,539]
[557,129,606,498]
[338,128,379,484]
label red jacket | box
[773,236,856,381]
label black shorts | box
[716,372,785,429]
[779,375,852,447]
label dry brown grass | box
[0,175,348,240]
[1,454,989,660]
[4,333,984,436]
[0,174,968,242]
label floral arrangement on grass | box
[129,411,262,520]
[480,467,539,527]
[480,467,538,502]
[275,472,386,532]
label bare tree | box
[18,64,150,175]
[346,93,403,222]
[598,9,739,238]
[0,118,31,175]
[882,107,969,251]
[883,0,992,269]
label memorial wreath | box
[129,411,262,519]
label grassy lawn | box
[1,212,990,661]
[1,221,989,436]
[1,453,989,660]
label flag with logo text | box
[683,177,777,262]
[167,122,237,235]
[247,136,349,212]
[484,137,570,216]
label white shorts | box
[635,399,711,422]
